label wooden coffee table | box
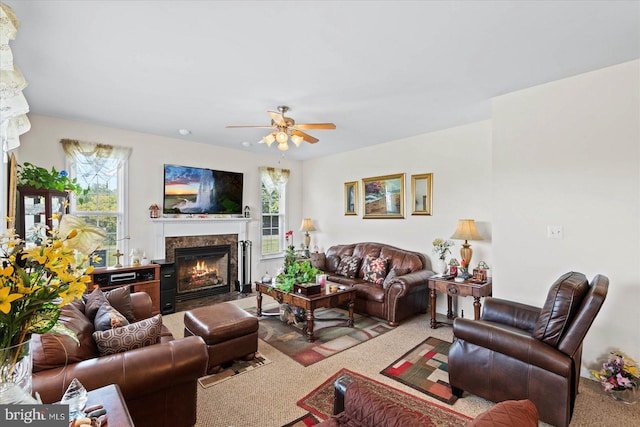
[255,282,355,342]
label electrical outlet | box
[547,225,563,239]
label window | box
[260,167,289,257]
[62,140,131,266]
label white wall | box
[302,120,493,317]
[492,60,640,373]
[14,114,304,282]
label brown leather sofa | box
[317,376,538,427]
[448,272,609,427]
[320,242,433,326]
[32,291,208,427]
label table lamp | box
[450,219,483,276]
[300,218,316,250]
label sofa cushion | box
[32,302,99,372]
[94,302,130,332]
[93,314,162,356]
[336,256,362,278]
[326,254,341,272]
[467,399,538,427]
[362,256,389,286]
[382,266,411,289]
[533,272,589,347]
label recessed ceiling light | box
[178,129,191,136]
[241,141,251,147]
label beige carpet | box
[163,296,640,427]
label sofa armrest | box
[33,336,208,403]
[452,318,571,377]
[481,297,541,332]
[385,269,432,293]
[130,291,153,320]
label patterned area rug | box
[297,368,472,425]
[198,352,271,388]
[248,304,394,367]
[281,413,320,427]
[380,336,457,404]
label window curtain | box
[61,139,131,185]
[1,3,30,162]
[259,167,290,194]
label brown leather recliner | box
[448,272,608,427]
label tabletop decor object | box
[450,219,483,271]
[432,238,453,275]
[0,214,105,403]
[591,350,639,404]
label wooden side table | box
[427,277,492,328]
[85,384,134,427]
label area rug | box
[197,351,271,388]
[248,304,394,367]
[297,368,472,425]
[281,413,320,427]
[380,336,457,404]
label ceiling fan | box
[226,105,336,151]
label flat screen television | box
[163,164,243,215]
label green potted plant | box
[274,246,322,293]
[17,162,89,200]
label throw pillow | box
[93,302,130,332]
[363,256,389,286]
[93,314,162,356]
[310,252,326,270]
[84,288,109,321]
[105,286,135,322]
[382,267,411,289]
[336,256,362,278]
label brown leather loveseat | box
[316,242,433,325]
[32,290,208,427]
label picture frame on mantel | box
[411,173,433,215]
[362,173,405,219]
[344,181,358,215]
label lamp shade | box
[300,218,316,232]
[450,219,483,241]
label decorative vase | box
[433,258,447,275]
[609,388,639,404]
[0,340,33,404]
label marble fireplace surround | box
[151,217,249,288]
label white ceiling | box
[7,1,640,161]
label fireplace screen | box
[175,245,231,295]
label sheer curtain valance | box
[259,167,290,194]
[61,139,131,164]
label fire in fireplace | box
[175,244,231,300]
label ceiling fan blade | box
[268,111,286,126]
[292,123,336,130]
[291,130,319,144]
[226,125,274,129]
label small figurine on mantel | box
[113,249,124,268]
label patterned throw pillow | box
[363,256,389,286]
[336,256,362,278]
[93,314,162,356]
[93,302,130,332]
[382,267,411,289]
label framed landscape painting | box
[362,173,405,219]
[411,173,433,215]
[344,181,358,215]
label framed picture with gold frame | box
[411,173,433,215]
[362,173,404,219]
[344,181,358,215]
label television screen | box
[163,164,243,215]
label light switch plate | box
[547,225,563,239]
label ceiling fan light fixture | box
[291,134,303,147]
[263,133,276,146]
[278,142,289,151]
[276,130,288,144]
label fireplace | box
[175,245,231,300]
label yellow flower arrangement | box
[0,214,105,385]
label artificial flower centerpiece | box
[0,214,105,395]
[591,351,639,403]
[432,238,453,261]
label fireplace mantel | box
[150,217,249,261]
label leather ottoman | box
[183,302,258,374]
